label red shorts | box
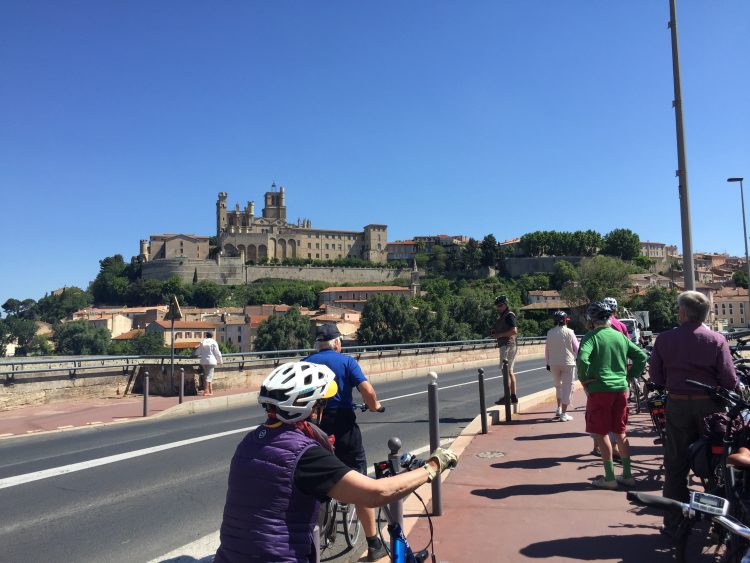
[585,391,628,435]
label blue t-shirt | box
[303,349,367,410]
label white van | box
[619,318,640,344]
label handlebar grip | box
[685,379,714,392]
[626,492,686,513]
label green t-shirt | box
[576,326,648,393]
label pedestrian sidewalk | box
[403,388,717,563]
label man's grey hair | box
[314,337,341,352]
[677,290,709,323]
[592,318,612,328]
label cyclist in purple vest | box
[214,361,457,563]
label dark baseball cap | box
[315,323,342,341]
[495,295,509,306]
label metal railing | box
[0,337,547,385]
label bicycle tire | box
[342,504,361,548]
[631,377,642,414]
[319,499,338,553]
[376,507,391,557]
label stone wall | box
[141,257,410,286]
[502,256,582,277]
[0,344,544,410]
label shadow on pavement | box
[471,481,593,500]
[157,557,214,563]
[520,533,674,561]
[514,432,589,441]
[491,453,589,470]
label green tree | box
[551,260,578,290]
[4,317,38,355]
[632,255,656,271]
[358,294,420,345]
[560,255,639,305]
[2,298,22,317]
[254,307,312,351]
[127,331,168,355]
[52,320,111,355]
[190,281,225,308]
[602,228,641,260]
[480,234,498,267]
[35,287,93,323]
[161,276,188,304]
[90,255,130,305]
[733,270,748,289]
[427,246,448,274]
[458,239,482,271]
[124,279,165,307]
[626,286,679,332]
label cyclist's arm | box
[357,380,382,412]
[327,461,439,508]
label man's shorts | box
[499,340,518,371]
[585,391,628,435]
[320,408,368,475]
[202,365,215,382]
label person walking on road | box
[492,295,519,405]
[304,324,387,562]
[195,332,222,396]
[545,310,579,421]
[213,361,457,563]
[577,301,647,489]
[648,290,737,536]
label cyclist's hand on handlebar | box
[429,447,458,473]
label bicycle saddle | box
[727,447,750,469]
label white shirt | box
[545,325,579,366]
[195,338,223,366]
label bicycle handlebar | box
[352,403,386,413]
[685,379,748,409]
[714,515,750,541]
[626,491,687,514]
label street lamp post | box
[728,177,750,327]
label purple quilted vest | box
[214,424,321,563]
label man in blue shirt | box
[304,323,385,561]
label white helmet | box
[603,297,618,311]
[258,361,338,423]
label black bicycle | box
[644,379,667,446]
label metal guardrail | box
[0,337,546,384]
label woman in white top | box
[545,311,579,421]
[195,332,223,396]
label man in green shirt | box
[577,301,648,489]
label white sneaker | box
[559,413,574,422]
[555,407,562,417]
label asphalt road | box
[0,356,549,563]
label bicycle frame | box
[378,503,428,563]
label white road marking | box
[0,426,255,490]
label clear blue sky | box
[1,1,748,305]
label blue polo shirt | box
[303,349,367,410]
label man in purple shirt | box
[648,290,737,534]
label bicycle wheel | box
[376,507,391,557]
[342,504,361,548]
[630,377,642,414]
[319,499,337,553]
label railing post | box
[502,360,512,422]
[143,370,150,417]
[478,368,487,435]
[427,371,442,515]
[387,437,403,529]
[179,367,185,404]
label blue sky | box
[1,1,748,305]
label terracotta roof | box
[250,316,270,328]
[174,341,201,349]
[520,300,571,311]
[150,321,217,329]
[319,286,410,293]
[112,329,146,341]
[528,290,561,297]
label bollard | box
[502,360,512,423]
[143,370,150,417]
[427,371,442,516]
[387,437,403,529]
[478,368,487,434]
[179,367,185,404]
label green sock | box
[604,460,615,481]
[621,457,632,479]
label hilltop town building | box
[215,184,387,263]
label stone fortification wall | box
[141,257,410,285]
[0,344,544,410]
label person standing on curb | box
[492,295,519,406]
[303,323,387,562]
[648,290,737,537]
[545,310,579,421]
[195,331,222,396]
[577,301,647,489]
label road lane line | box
[0,426,256,490]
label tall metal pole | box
[729,178,750,326]
[668,0,695,290]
